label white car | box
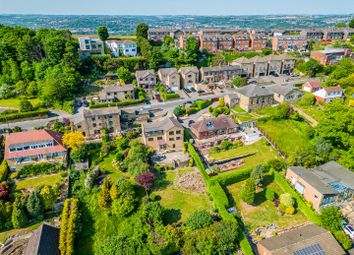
[342,224,354,239]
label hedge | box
[273,171,321,225]
[186,142,209,185]
[0,160,9,182]
[0,109,49,123]
[211,167,253,186]
[163,93,180,101]
[17,163,64,179]
[90,97,145,109]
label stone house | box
[136,70,156,93]
[237,84,274,112]
[179,66,200,89]
[142,117,184,151]
[270,84,303,103]
[74,107,121,139]
[157,68,180,91]
[224,94,240,108]
[96,84,136,103]
[200,66,245,83]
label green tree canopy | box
[97,26,109,42]
[136,23,149,39]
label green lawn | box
[0,98,41,109]
[15,172,64,190]
[153,169,213,222]
[226,176,307,234]
[296,104,324,122]
[208,139,280,169]
[257,120,313,157]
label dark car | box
[188,120,195,126]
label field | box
[153,168,213,222]
[226,175,307,234]
[15,172,64,190]
[0,98,41,109]
[257,120,313,157]
[208,139,280,169]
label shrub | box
[0,160,9,182]
[334,230,352,250]
[250,165,264,187]
[0,109,49,123]
[279,193,294,208]
[212,167,253,186]
[17,163,63,178]
[285,206,295,215]
[265,188,275,201]
[320,206,342,233]
[186,210,213,230]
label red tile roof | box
[324,86,343,92]
[304,81,322,89]
[4,130,66,160]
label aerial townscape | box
[0,1,354,255]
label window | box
[169,138,174,141]
[93,123,97,127]
[176,137,181,140]
[169,131,174,135]
[148,138,154,141]
[176,130,181,134]
[314,195,318,199]
[157,137,163,140]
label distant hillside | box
[0,14,353,35]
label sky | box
[0,0,354,15]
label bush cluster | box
[0,109,49,123]
[17,163,64,178]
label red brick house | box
[4,130,67,170]
[232,32,250,51]
[190,115,238,140]
[250,31,267,51]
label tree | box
[62,131,85,151]
[11,198,28,228]
[215,221,240,253]
[19,98,33,112]
[289,145,317,168]
[314,137,332,163]
[349,18,354,28]
[184,37,200,65]
[250,165,265,186]
[335,22,346,28]
[298,92,315,107]
[173,105,186,116]
[39,185,58,211]
[117,67,133,84]
[42,64,81,103]
[99,177,111,209]
[112,193,135,217]
[0,183,9,199]
[240,178,256,204]
[26,81,38,97]
[136,172,155,198]
[70,145,87,163]
[279,193,294,207]
[265,188,275,201]
[26,191,44,219]
[136,23,148,39]
[97,26,109,42]
[186,210,213,230]
[142,201,165,226]
[320,206,342,233]
[232,76,247,88]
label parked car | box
[188,120,195,126]
[342,224,354,239]
[190,88,197,93]
[290,73,300,77]
[184,88,191,93]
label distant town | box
[0,13,353,255]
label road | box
[0,91,232,130]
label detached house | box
[302,81,323,93]
[257,224,345,255]
[190,115,239,148]
[74,107,121,139]
[105,40,137,57]
[157,68,180,91]
[313,86,344,103]
[78,37,104,57]
[237,84,274,112]
[142,117,184,151]
[136,70,156,93]
[96,84,136,103]
[179,66,199,89]
[4,130,67,170]
[270,84,303,104]
[286,161,354,211]
[311,48,352,66]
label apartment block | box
[232,32,251,51]
[310,48,352,65]
[250,31,267,51]
[272,35,308,52]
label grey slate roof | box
[158,68,178,77]
[179,66,199,74]
[136,70,155,79]
[237,84,273,97]
[191,115,237,133]
[101,84,135,93]
[269,84,299,96]
[24,223,60,255]
[258,224,345,255]
[142,117,183,133]
[200,65,241,73]
[289,161,354,195]
[83,107,120,117]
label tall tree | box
[62,131,85,151]
[99,177,111,209]
[240,178,256,204]
[136,172,155,198]
[136,23,149,39]
[26,191,44,219]
[97,26,109,42]
[11,198,28,229]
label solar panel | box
[293,243,326,255]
